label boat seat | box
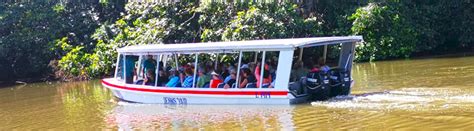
[246,83,257,88]
[217,83,225,88]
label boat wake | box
[311,87,474,111]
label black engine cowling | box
[305,71,330,101]
[328,68,351,97]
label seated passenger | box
[181,67,194,88]
[166,68,181,87]
[141,55,156,78]
[318,58,330,73]
[196,68,211,88]
[224,68,235,83]
[143,70,155,86]
[223,70,237,89]
[157,69,169,86]
[255,63,272,88]
[209,71,223,88]
[239,68,257,88]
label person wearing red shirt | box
[209,71,223,88]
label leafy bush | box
[350,3,417,61]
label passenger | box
[157,68,169,86]
[255,62,272,88]
[141,55,156,78]
[181,67,194,88]
[269,61,277,82]
[318,58,330,73]
[224,68,235,84]
[166,68,181,87]
[196,68,211,88]
[239,68,257,88]
[310,64,320,73]
[209,71,223,88]
[218,63,229,79]
[223,70,237,89]
[143,70,155,86]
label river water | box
[1,56,474,130]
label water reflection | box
[107,103,295,130]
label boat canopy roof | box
[118,36,363,54]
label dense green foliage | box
[351,1,474,61]
[0,1,473,81]
[0,1,123,81]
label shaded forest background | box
[0,0,472,83]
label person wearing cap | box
[209,71,223,88]
[196,67,211,88]
[166,68,181,87]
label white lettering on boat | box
[255,92,271,99]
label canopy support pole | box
[254,51,258,63]
[174,53,179,69]
[236,51,243,88]
[136,55,143,80]
[192,53,198,88]
[155,55,161,87]
[215,53,219,71]
[323,45,328,63]
[259,51,266,88]
[114,53,120,79]
[123,54,127,84]
[298,48,303,61]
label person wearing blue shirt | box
[166,69,181,87]
[181,68,194,88]
[224,69,236,83]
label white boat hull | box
[102,78,298,105]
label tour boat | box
[102,36,363,104]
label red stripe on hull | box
[102,79,288,96]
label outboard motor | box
[328,68,351,97]
[305,70,330,101]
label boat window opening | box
[122,55,139,84]
[115,54,123,81]
[175,53,196,88]
[326,44,342,67]
[237,51,258,88]
[129,55,157,86]
[258,51,279,88]
[154,54,162,87]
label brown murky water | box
[1,56,474,130]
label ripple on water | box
[312,87,474,111]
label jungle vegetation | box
[0,0,472,82]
